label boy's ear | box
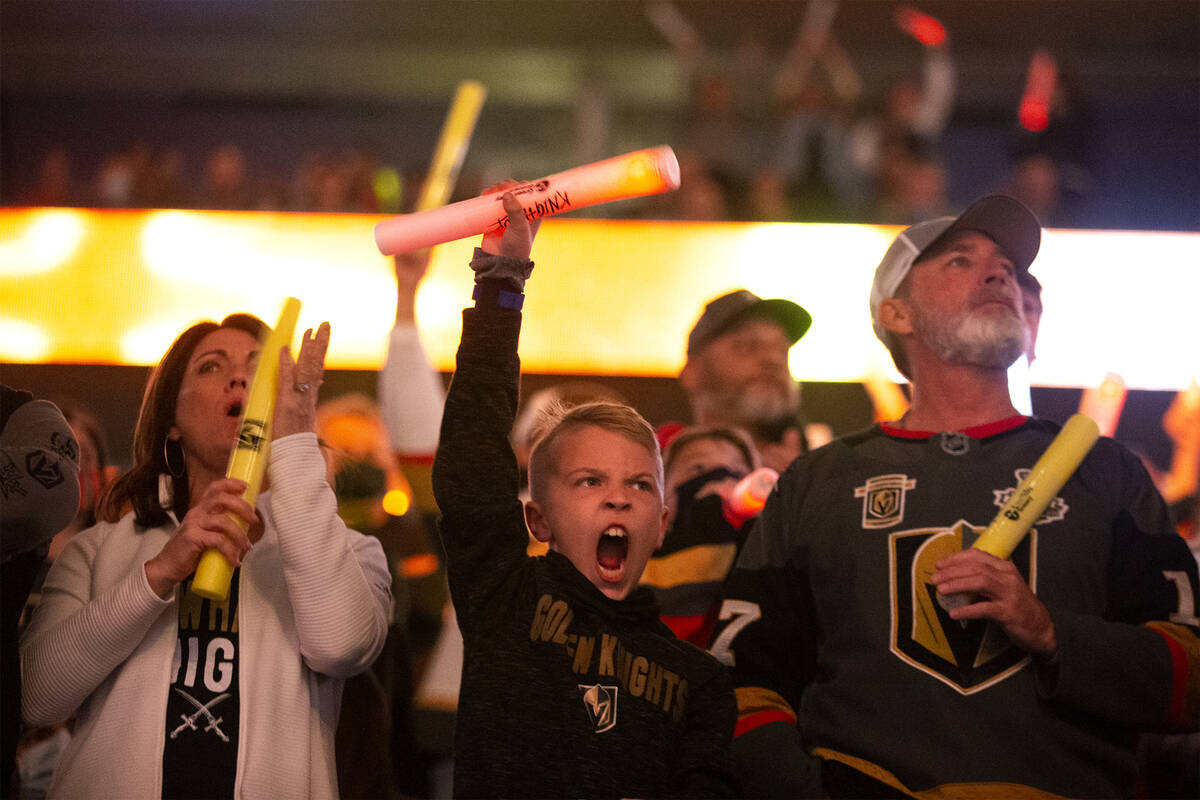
[656,505,668,550]
[524,500,552,543]
[878,297,914,337]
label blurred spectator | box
[133,147,188,209]
[873,137,952,224]
[316,395,407,800]
[846,7,957,213]
[640,425,760,646]
[645,1,775,198]
[640,147,730,221]
[20,147,81,207]
[198,143,251,210]
[771,7,862,220]
[92,142,152,208]
[1009,52,1097,226]
[14,399,113,800]
[742,166,797,221]
[1,387,79,797]
[678,289,814,474]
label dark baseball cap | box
[687,290,812,357]
[869,195,1042,343]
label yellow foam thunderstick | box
[938,414,1100,610]
[191,297,301,601]
[415,79,487,214]
[973,414,1100,558]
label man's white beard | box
[700,377,800,429]
[912,300,1028,370]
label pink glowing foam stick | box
[722,467,780,529]
[374,145,680,255]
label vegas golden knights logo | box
[855,474,916,529]
[889,520,1036,694]
[236,419,267,453]
[579,684,618,733]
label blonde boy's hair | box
[527,400,663,502]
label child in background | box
[433,185,736,798]
[641,426,761,646]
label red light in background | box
[895,6,947,47]
[1019,99,1050,132]
[1019,49,1058,132]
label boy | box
[641,426,762,646]
[433,188,736,798]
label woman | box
[21,313,391,799]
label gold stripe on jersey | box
[1146,620,1200,730]
[812,748,1074,799]
[734,686,795,720]
[640,543,737,589]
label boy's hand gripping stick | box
[374,146,681,255]
[938,414,1100,609]
[191,298,301,601]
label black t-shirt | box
[161,569,241,799]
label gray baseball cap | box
[869,195,1042,343]
[687,290,812,357]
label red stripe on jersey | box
[660,614,714,649]
[734,710,796,738]
[880,415,1027,439]
[1150,625,1189,727]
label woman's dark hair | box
[99,313,267,527]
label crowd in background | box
[5,5,1101,231]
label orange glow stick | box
[1078,372,1127,438]
[374,145,681,255]
[939,414,1099,609]
[414,80,487,214]
[862,364,909,422]
[723,467,779,528]
[192,297,301,601]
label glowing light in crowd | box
[0,209,86,277]
[1019,49,1057,132]
[0,316,51,361]
[895,6,947,47]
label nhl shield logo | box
[889,520,1036,694]
[578,684,618,733]
[855,474,916,529]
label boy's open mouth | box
[226,400,244,418]
[596,526,629,582]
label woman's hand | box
[274,321,331,439]
[144,478,264,599]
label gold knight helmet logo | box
[889,519,1037,694]
[578,684,618,733]
[855,474,917,529]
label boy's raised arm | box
[432,189,541,618]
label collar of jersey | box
[879,414,1028,440]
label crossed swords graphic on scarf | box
[170,688,231,742]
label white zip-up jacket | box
[21,432,391,799]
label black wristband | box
[472,281,525,310]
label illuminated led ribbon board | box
[1,207,1197,391]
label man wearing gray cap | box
[710,195,1200,797]
[677,289,813,473]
